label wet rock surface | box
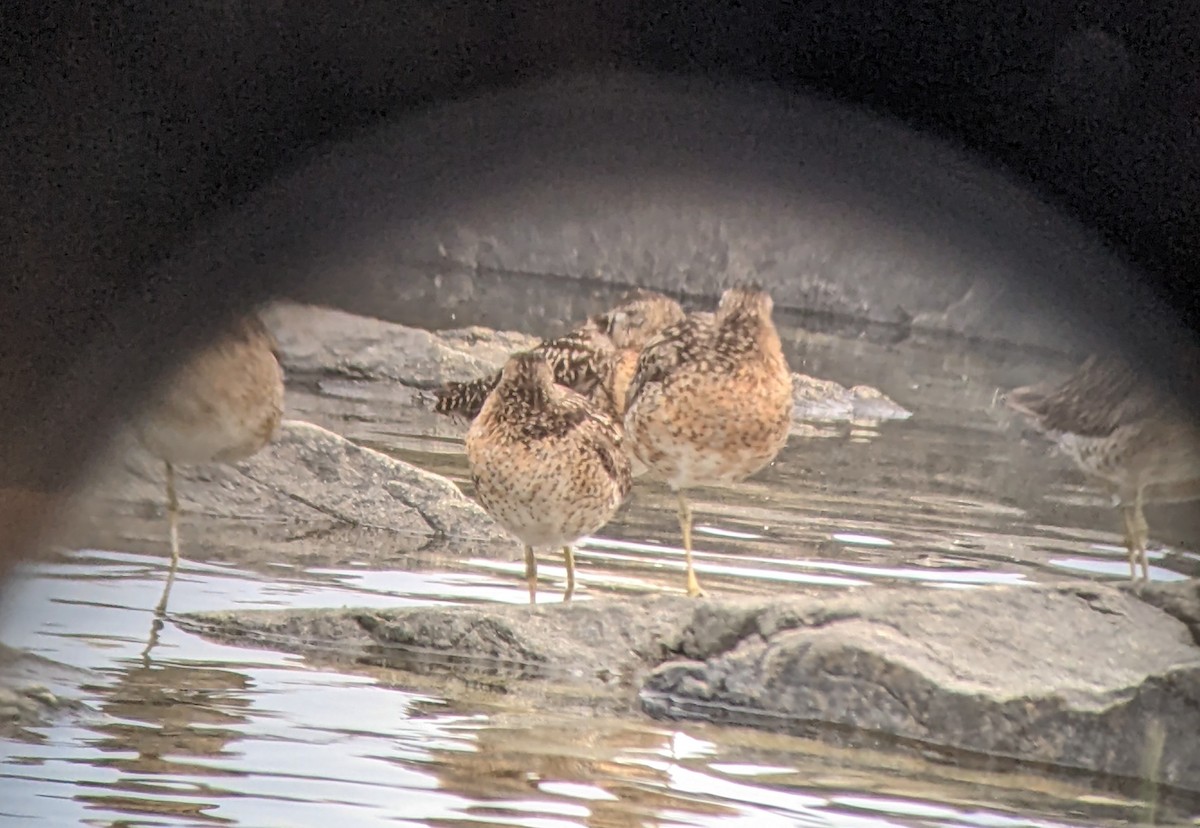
[642,584,1200,791]
[179,596,693,712]
[179,582,1200,790]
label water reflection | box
[100,663,250,780]
[4,551,1191,826]
[416,720,730,828]
[80,654,252,822]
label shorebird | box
[135,313,285,573]
[465,351,632,603]
[624,286,793,597]
[434,290,684,422]
[1005,354,1200,580]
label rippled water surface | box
[2,299,1199,827]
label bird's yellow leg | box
[676,491,706,598]
[524,544,538,605]
[562,546,576,602]
[1121,493,1150,581]
[165,461,180,567]
[1133,489,1150,581]
[154,556,180,617]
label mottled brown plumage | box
[436,326,616,421]
[136,313,285,570]
[1006,354,1200,580]
[592,289,687,352]
[434,290,685,421]
[466,351,633,603]
[624,287,793,597]
[591,347,641,421]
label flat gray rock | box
[178,596,695,714]
[178,582,1200,790]
[643,584,1200,791]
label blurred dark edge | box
[0,1,1197,581]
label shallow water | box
[3,302,1199,827]
[279,306,1200,595]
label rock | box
[844,385,913,422]
[69,419,517,568]
[791,373,912,423]
[436,325,543,369]
[258,303,547,448]
[178,595,694,712]
[643,584,1200,791]
[179,607,379,655]
[262,302,538,387]
[251,420,506,543]
[1126,580,1200,646]
[178,581,1200,790]
[351,597,685,680]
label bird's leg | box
[1120,492,1151,582]
[676,491,706,598]
[562,546,576,603]
[1120,503,1137,580]
[142,556,179,665]
[524,544,538,605]
[145,466,183,663]
[165,461,180,567]
[140,613,166,667]
[154,554,180,617]
[1133,489,1150,581]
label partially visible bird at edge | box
[1005,353,1200,580]
[135,313,285,610]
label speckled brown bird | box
[136,313,285,568]
[434,290,685,421]
[1006,354,1200,580]
[624,287,793,597]
[466,350,633,604]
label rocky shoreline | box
[21,301,1200,793]
[172,581,1200,791]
